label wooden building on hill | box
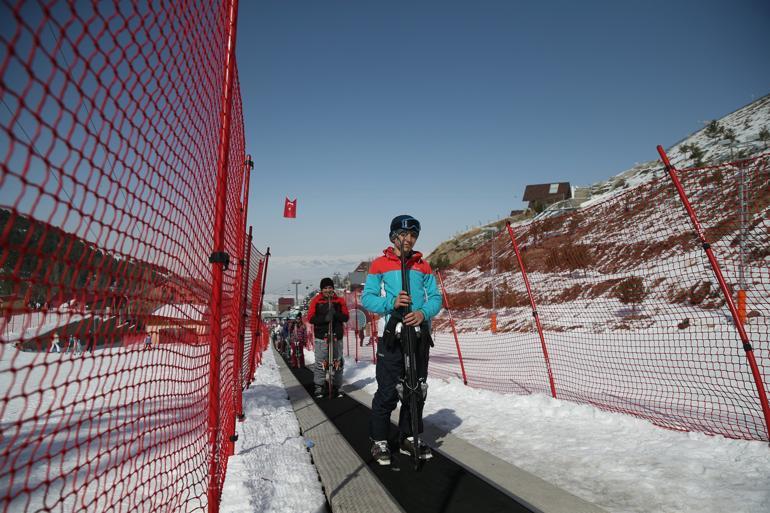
[522,182,572,211]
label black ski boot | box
[371,440,391,465]
[399,436,432,460]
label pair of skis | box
[325,296,338,400]
[397,247,426,471]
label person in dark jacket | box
[308,277,349,398]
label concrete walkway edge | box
[275,355,405,513]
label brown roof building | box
[277,297,294,313]
[346,261,371,291]
[522,182,572,210]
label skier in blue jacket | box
[361,215,442,465]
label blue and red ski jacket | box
[361,247,442,324]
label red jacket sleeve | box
[308,296,319,324]
[335,296,349,322]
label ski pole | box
[399,239,421,470]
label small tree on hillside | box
[614,276,646,313]
[704,120,722,139]
[431,254,450,271]
[680,143,705,167]
[759,126,770,148]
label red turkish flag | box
[283,197,297,218]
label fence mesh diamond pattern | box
[1,1,262,511]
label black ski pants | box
[369,336,430,442]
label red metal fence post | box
[250,259,264,375]
[232,157,253,424]
[243,228,255,381]
[354,291,359,363]
[505,222,557,398]
[345,318,350,356]
[207,0,241,510]
[657,145,770,441]
[257,248,270,352]
[436,271,468,385]
[370,305,378,363]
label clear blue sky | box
[235,0,770,297]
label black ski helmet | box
[389,215,421,241]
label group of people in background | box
[273,214,442,466]
[48,332,85,355]
[270,314,308,369]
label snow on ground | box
[342,353,770,513]
[220,348,326,513]
[303,336,770,511]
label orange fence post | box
[737,290,747,326]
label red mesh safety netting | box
[343,289,377,363]
[432,155,770,441]
[0,1,262,511]
[245,245,266,379]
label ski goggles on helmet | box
[398,218,420,233]
[389,215,421,240]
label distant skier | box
[361,215,442,465]
[281,320,291,359]
[271,323,281,351]
[68,334,82,355]
[144,333,152,350]
[50,332,61,353]
[290,313,307,368]
[308,278,349,398]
